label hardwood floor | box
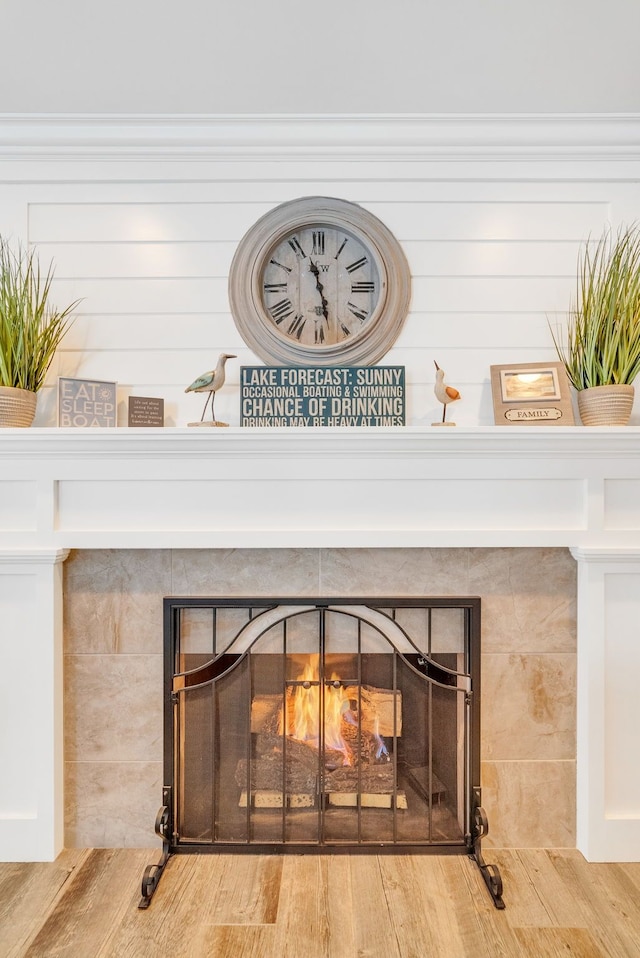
[1,849,640,957]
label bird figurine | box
[185,353,236,426]
[433,361,461,426]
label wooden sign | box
[58,378,117,427]
[128,396,164,427]
[240,366,405,427]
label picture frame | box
[490,362,575,426]
[58,377,117,427]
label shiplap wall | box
[3,116,639,427]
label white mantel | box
[4,425,640,550]
[2,425,640,863]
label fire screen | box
[140,597,504,908]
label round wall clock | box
[228,196,411,366]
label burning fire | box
[279,655,389,766]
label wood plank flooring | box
[1,848,640,958]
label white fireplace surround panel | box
[1,427,640,550]
[1,427,640,862]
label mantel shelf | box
[2,425,640,461]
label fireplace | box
[139,595,503,908]
[2,428,640,871]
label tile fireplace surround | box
[2,425,640,864]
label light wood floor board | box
[271,856,345,958]
[0,849,89,958]
[1,849,640,958]
[18,849,149,958]
[513,926,606,957]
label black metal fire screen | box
[140,597,503,908]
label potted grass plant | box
[550,224,640,425]
[0,238,78,426]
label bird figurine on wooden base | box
[432,361,461,426]
[185,353,236,426]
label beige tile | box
[319,548,470,596]
[65,761,162,848]
[170,548,321,595]
[64,549,171,653]
[61,547,579,849]
[64,653,163,762]
[469,548,577,653]
[481,653,576,760]
[481,760,576,848]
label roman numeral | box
[269,259,292,273]
[335,237,349,259]
[347,302,369,322]
[264,282,288,293]
[269,298,295,323]
[351,281,375,293]
[315,324,325,344]
[345,256,368,274]
[288,237,306,258]
[340,321,352,338]
[287,314,306,339]
[312,231,325,255]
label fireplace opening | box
[140,597,504,908]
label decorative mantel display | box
[58,377,117,427]
[490,362,575,426]
[549,224,640,426]
[185,352,236,427]
[240,365,405,427]
[432,361,461,426]
[0,238,78,427]
[128,396,165,427]
[228,197,411,368]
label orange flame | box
[283,655,352,765]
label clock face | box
[261,225,381,348]
[229,196,411,367]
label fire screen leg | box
[470,799,505,909]
[138,788,172,909]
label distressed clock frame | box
[228,196,412,366]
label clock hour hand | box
[308,258,329,322]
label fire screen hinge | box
[138,786,173,909]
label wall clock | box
[228,196,411,366]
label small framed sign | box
[128,396,165,427]
[490,362,574,425]
[58,378,117,427]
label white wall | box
[2,0,640,114]
[0,116,638,427]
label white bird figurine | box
[433,361,461,426]
[185,353,236,424]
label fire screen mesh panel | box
[165,597,481,852]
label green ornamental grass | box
[0,238,78,393]
[550,225,640,390]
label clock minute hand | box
[308,257,329,322]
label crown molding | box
[570,547,640,563]
[0,549,69,565]
[0,113,639,162]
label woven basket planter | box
[577,384,635,426]
[0,385,37,427]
